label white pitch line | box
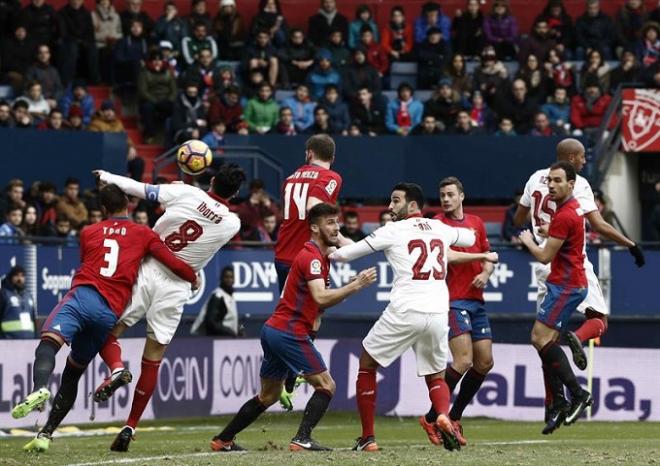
[66,439,552,466]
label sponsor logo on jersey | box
[310,259,322,275]
[325,179,337,196]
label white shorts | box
[534,259,608,315]
[119,258,192,345]
[363,306,449,377]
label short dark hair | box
[56,215,70,224]
[314,105,328,116]
[359,24,374,35]
[221,265,233,279]
[550,161,577,182]
[64,177,80,187]
[193,20,207,30]
[39,182,56,193]
[308,202,340,225]
[212,163,246,199]
[99,184,128,214]
[305,134,335,161]
[344,210,359,221]
[397,82,414,95]
[392,182,425,209]
[249,178,265,191]
[12,100,28,110]
[439,176,464,194]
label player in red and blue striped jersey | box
[274,134,347,409]
[211,203,376,452]
[519,161,593,436]
[421,177,495,447]
[16,184,197,453]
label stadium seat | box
[0,85,13,100]
[275,90,295,103]
[390,61,418,90]
[126,128,142,145]
[88,86,112,105]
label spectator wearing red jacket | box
[570,79,611,133]
[359,25,389,77]
[207,85,246,134]
[381,6,414,62]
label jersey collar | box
[407,212,424,219]
[206,191,230,207]
[109,216,129,220]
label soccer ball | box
[176,139,213,176]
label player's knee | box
[452,357,473,374]
[474,357,494,374]
[308,373,336,395]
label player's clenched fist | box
[355,267,377,288]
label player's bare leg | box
[532,322,592,433]
[12,332,64,419]
[568,308,608,370]
[281,316,322,410]
[422,333,471,445]
[95,322,132,403]
[354,350,380,452]
[211,378,283,452]
[289,370,335,451]
[110,336,167,452]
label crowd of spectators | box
[0,0,657,141]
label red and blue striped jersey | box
[547,198,587,288]
[435,213,490,303]
[266,241,330,336]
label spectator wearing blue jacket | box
[386,82,423,135]
[318,84,350,134]
[58,80,95,126]
[281,84,316,132]
[0,207,23,244]
[113,18,149,88]
[307,48,342,99]
[348,5,380,49]
[541,87,571,128]
[414,2,451,45]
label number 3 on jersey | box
[283,183,309,220]
[408,239,446,280]
[100,239,119,277]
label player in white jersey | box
[329,183,498,452]
[90,164,245,452]
[513,139,644,415]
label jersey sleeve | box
[575,178,598,214]
[300,251,325,281]
[519,174,534,208]
[452,227,476,247]
[364,222,396,251]
[144,183,196,208]
[477,219,490,252]
[308,172,342,203]
[548,210,572,240]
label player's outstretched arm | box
[585,210,645,267]
[329,239,375,262]
[448,250,499,265]
[308,267,377,308]
[519,230,563,264]
[93,170,151,200]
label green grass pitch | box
[2,413,659,465]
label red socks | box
[127,358,161,429]
[356,369,376,438]
[99,334,125,373]
[575,317,607,342]
[427,378,451,416]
